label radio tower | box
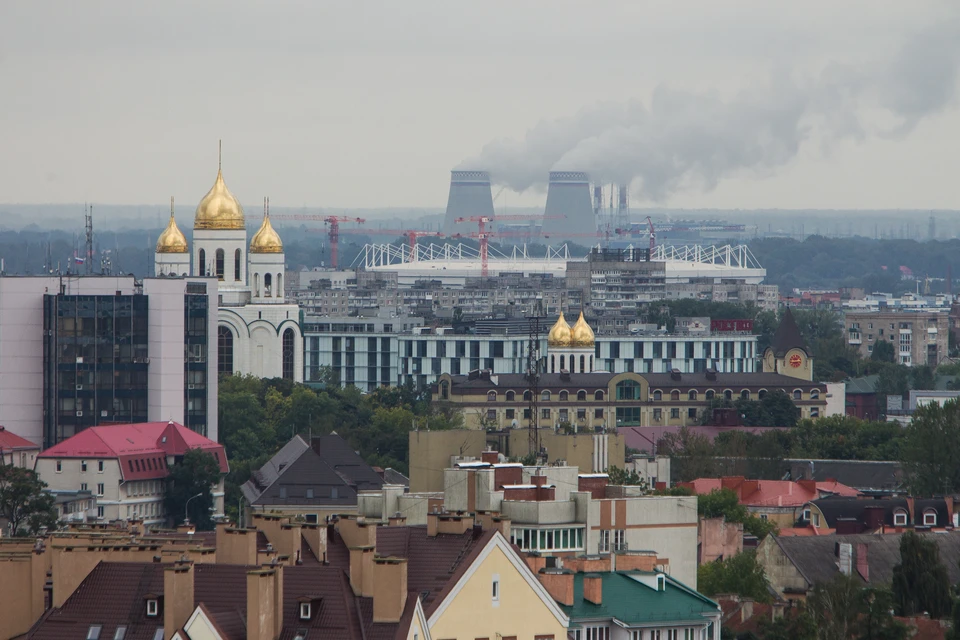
[526,297,545,457]
[84,204,94,275]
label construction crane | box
[339,228,444,262]
[271,214,366,269]
[615,216,656,252]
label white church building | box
[154,160,303,382]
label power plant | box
[442,170,495,236]
[542,171,598,241]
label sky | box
[0,1,958,211]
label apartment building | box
[844,310,948,366]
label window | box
[81,483,88,492]
[492,575,500,603]
[87,625,102,640]
[152,629,163,640]
[613,529,625,551]
[924,510,937,526]
[97,483,104,497]
[146,599,159,617]
[56,460,62,473]
[810,389,820,400]
[541,408,551,419]
[670,408,680,419]
[215,248,225,279]
[98,460,104,473]
[300,602,312,620]
[653,408,662,421]
[487,391,498,402]
[578,390,587,401]
[793,389,803,400]
[705,389,715,400]
[810,408,820,418]
[813,513,821,528]
[523,390,532,402]
[599,530,610,553]
[653,390,662,401]
[802,509,811,522]
[486,409,497,422]
[279,487,287,499]
[741,390,750,400]
[577,408,586,421]
[688,390,697,401]
[759,514,768,521]
[616,380,641,401]
[306,488,314,499]
[687,408,697,419]
[894,510,908,526]
[218,325,234,376]
[584,626,610,640]
[282,328,296,380]
[198,248,206,275]
[97,506,104,518]
[81,460,87,473]
[559,390,569,401]
[541,390,551,401]
[506,390,515,401]
[234,248,242,281]
[331,487,339,499]
[670,390,680,401]
[594,408,603,419]
[595,390,604,401]
[113,626,127,640]
[506,409,515,420]
[724,390,732,401]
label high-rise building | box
[0,275,218,448]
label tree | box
[165,448,222,530]
[871,339,895,363]
[807,574,907,640]
[890,531,952,618]
[0,464,58,536]
[757,607,817,640]
[697,551,770,603]
[697,488,777,540]
[735,390,800,427]
[909,365,936,391]
[900,399,960,495]
[657,427,717,481]
[606,465,647,488]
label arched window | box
[559,390,569,401]
[670,390,680,401]
[282,328,295,380]
[523,390,532,402]
[653,390,662,401]
[923,509,937,526]
[580,355,586,372]
[277,273,283,297]
[688,390,698,401]
[215,249,225,280]
[440,381,450,400]
[506,390,515,402]
[234,249,242,281]
[590,356,594,370]
[793,389,803,401]
[577,390,587,402]
[198,249,206,276]
[560,355,566,371]
[253,272,260,297]
[705,389,715,400]
[810,389,820,400]
[551,356,556,373]
[264,273,273,297]
[487,391,498,402]
[741,390,750,400]
[724,390,733,401]
[758,389,767,400]
[893,509,908,527]
[616,380,641,401]
[217,326,234,376]
[541,390,551,402]
[594,390,604,401]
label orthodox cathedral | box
[546,311,596,373]
[154,158,303,382]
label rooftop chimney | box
[163,562,194,640]
[373,557,408,623]
[583,573,603,605]
[246,568,280,640]
[538,569,575,607]
[543,171,596,240]
[443,170,495,236]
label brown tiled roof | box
[769,308,808,357]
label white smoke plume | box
[462,18,960,200]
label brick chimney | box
[349,545,376,596]
[583,573,603,605]
[578,474,609,499]
[740,598,754,623]
[797,479,817,496]
[163,562,194,640]
[481,450,499,464]
[856,543,869,582]
[538,569,574,607]
[246,568,279,640]
[373,557,408,623]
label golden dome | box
[547,312,573,347]
[194,168,245,230]
[156,199,188,253]
[250,213,283,254]
[571,311,595,347]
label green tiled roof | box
[561,571,719,626]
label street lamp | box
[184,492,203,525]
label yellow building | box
[762,308,814,381]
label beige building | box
[761,308,814,381]
[844,310,948,366]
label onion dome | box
[547,312,573,347]
[570,311,595,348]
[194,168,245,230]
[250,212,283,254]
[156,201,188,253]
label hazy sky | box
[1,1,958,211]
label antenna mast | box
[526,297,545,457]
[84,204,94,275]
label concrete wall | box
[409,429,487,492]
[699,517,743,563]
[37,458,127,522]
[0,551,47,640]
[501,500,577,525]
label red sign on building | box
[710,319,754,333]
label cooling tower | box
[542,171,597,240]
[443,170,496,235]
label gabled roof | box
[770,532,960,590]
[561,571,718,626]
[0,425,39,451]
[311,434,386,493]
[38,422,228,480]
[683,477,859,508]
[768,308,809,357]
[809,496,950,528]
[844,375,880,395]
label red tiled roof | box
[38,421,227,480]
[682,477,859,508]
[0,426,39,451]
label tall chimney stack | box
[443,170,496,236]
[543,171,596,241]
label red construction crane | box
[451,229,532,278]
[339,228,444,262]
[615,216,656,252]
[270,214,366,269]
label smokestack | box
[443,170,495,236]
[542,171,596,240]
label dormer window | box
[300,602,311,620]
[146,599,159,617]
[894,509,908,527]
[657,574,665,591]
[86,625,102,640]
[924,510,937,526]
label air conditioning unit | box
[75,384,83,390]
[76,411,83,417]
[188,384,196,390]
